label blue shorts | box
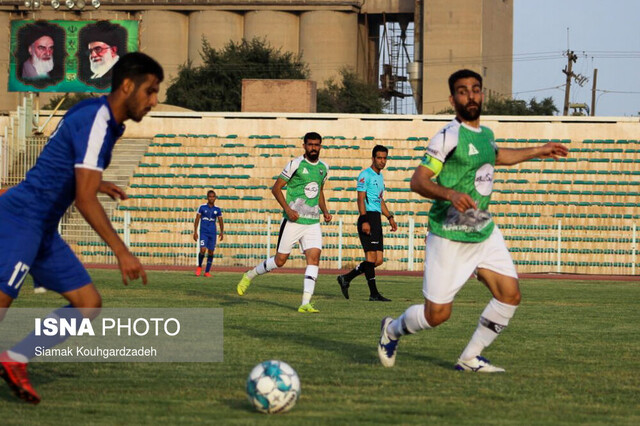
[0,211,91,299]
[199,233,217,251]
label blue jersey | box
[0,96,124,232]
[198,204,222,235]
[356,167,385,213]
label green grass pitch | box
[1,269,638,425]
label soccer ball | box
[246,360,301,414]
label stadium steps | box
[61,138,153,245]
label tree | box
[166,38,309,111]
[317,68,387,114]
[44,93,96,110]
[437,96,558,116]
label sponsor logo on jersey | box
[474,163,494,196]
[304,181,319,198]
[302,168,309,174]
[468,144,479,156]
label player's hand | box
[362,221,371,235]
[116,250,147,286]
[389,217,398,232]
[193,232,198,242]
[99,181,128,201]
[323,212,332,223]
[219,233,224,241]
[286,208,299,222]
[538,142,569,160]
[449,191,477,212]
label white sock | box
[7,350,29,363]
[247,257,277,279]
[301,265,318,305]
[459,298,518,361]
[388,304,431,340]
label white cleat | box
[377,317,399,368]
[455,356,505,373]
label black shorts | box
[357,211,383,252]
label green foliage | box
[317,68,387,114]
[165,38,310,112]
[437,96,558,116]
[44,93,97,110]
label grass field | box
[1,269,638,425]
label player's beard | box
[90,51,119,78]
[32,55,54,77]
[454,99,482,121]
[306,151,319,162]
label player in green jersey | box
[237,132,332,313]
[378,69,568,372]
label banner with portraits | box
[8,20,139,93]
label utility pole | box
[591,68,598,116]
[562,50,578,115]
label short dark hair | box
[111,52,164,92]
[372,145,388,157]
[448,69,482,95]
[207,190,216,196]
[303,132,322,144]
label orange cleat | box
[0,351,41,404]
[195,267,202,277]
[204,272,211,277]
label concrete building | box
[0,0,512,114]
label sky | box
[513,0,640,117]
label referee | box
[337,145,397,301]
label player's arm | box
[217,216,224,241]
[75,168,147,285]
[272,177,298,222]
[380,198,397,232]
[410,163,476,213]
[496,142,568,165]
[357,190,371,234]
[319,183,332,222]
[193,213,201,242]
[98,181,128,201]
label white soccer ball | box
[246,360,301,414]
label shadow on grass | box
[225,323,452,370]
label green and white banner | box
[8,20,139,93]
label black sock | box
[362,261,379,296]
[198,253,204,267]
[344,262,365,282]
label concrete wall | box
[241,79,317,113]
[482,0,513,99]
[244,11,299,55]
[188,11,244,67]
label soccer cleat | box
[378,317,399,368]
[337,275,350,299]
[297,303,319,313]
[195,267,202,277]
[237,273,252,296]
[204,272,211,278]
[454,356,505,373]
[0,352,41,404]
[369,293,391,302]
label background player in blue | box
[337,145,397,301]
[0,52,164,404]
[193,190,224,277]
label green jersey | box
[420,119,498,242]
[280,155,329,225]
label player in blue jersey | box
[193,190,224,277]
[337,145,397,301]
[0,52,163,404]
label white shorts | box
[276,219,323,254]
[423,226,518,304]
